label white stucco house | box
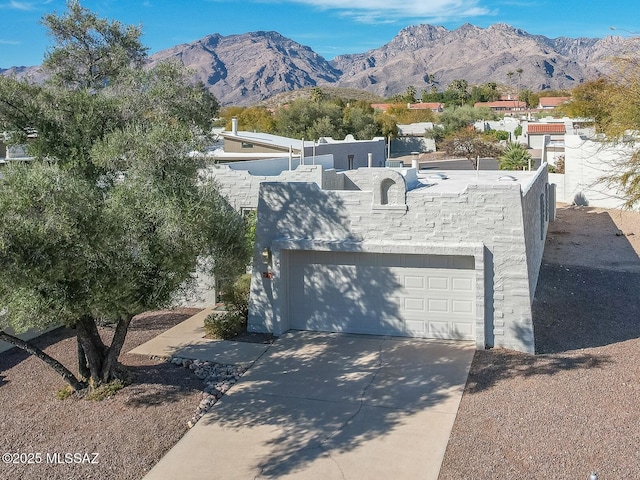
[391,123,437,155]
[215,118,386,170]
[207,160,552,354]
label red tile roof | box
[527,123,566,134]
[408,102,443,110]
[539,97,570,108]
[371,103,392,111]
[474,100,527,109]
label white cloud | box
[0,39,20,45]
[282,0,491,22]
[6,1,34,10]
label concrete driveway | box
[144,331,475,480]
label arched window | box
[380,178,397,205]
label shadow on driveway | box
[145,332,475,480]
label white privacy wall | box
[550,134,637,210]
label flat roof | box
[221,131,385,149]
[411,169,539,194]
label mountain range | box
[2,23,631,106]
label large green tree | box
[447,79,469,106]
[439,129,503,169]
[0,2,248,391]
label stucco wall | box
[391,137,436,154]
[226,155,334,176]
[521,166,550,302]
[248,168,549,353]
[313,139,385,170]
[551,135,636,209]
[204,164,325,211]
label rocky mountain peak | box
[4,23,631,106]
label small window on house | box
[241,142,254,149]
[347,154,355,170]
[241,207,256,217]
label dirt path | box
[544,204,640,271]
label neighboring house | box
[371,102,443,113]
[408,102,444,112]
[207,161,552,354]
[527,123,566,149]
[218,118,386,170]
[392,122,436,155]
[538,97,570,110]
[547,134,639,210]
[474,117,524,142]
[474,100,527,112]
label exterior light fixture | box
[261,247,272,265]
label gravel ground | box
[0,308,205,480]
[2,205,638,480]
[439,205,640,480]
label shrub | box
[56,385,74,400]
[204,311,245,340]
[486,129,510,141]
[220,274,251,319]
[205,273,252,340]
[86,379,126,401]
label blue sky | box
[1,0,639,68]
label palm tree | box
[499,141,532,170]
[506,71,515,95]
[515,68,523,98]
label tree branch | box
[0,330,85,391]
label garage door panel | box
[428,321,450,338]
[452,322,474,337]
[427,298,449,313]
[452,299,474,314]
[404,275,425,289]
[427,276,449,290]
[404,297,426,312]
[452,277,474,292]
[290,252,475,340]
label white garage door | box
[288,251,476,340]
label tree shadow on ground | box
[0,326,76,378]
[0,310,203,403]
[122,361,204,407]
[464,348,612,395]
[199,334,473,477]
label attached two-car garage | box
[287,251,477,341]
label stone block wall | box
[249,167,549,353]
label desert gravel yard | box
[439,205,640,480]
[1,205,638,480]
[0,308,204,480]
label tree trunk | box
[75,314,108,387]
[75,314,132,388]
[0,330,85,391]
[77,338,90,380]
[100,314,132,383]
